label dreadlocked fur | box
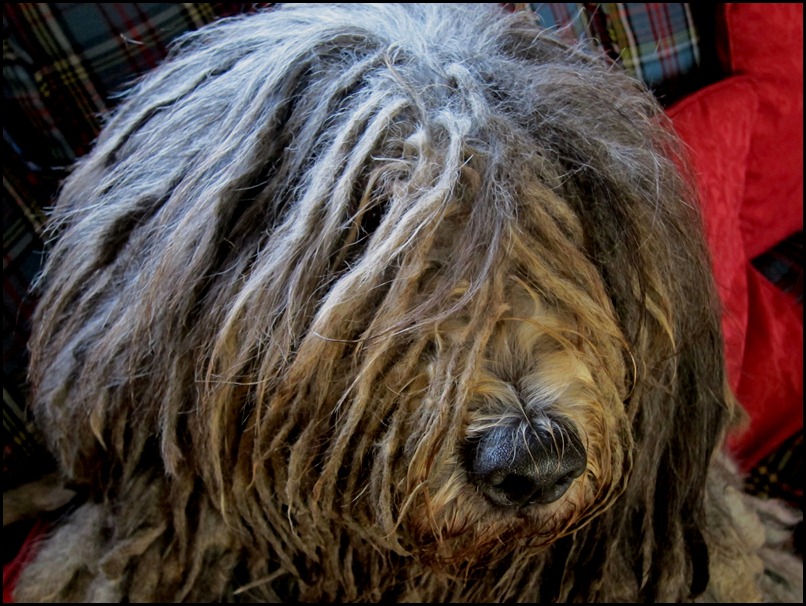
[15,3,802,603]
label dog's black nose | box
[469,420,586,508]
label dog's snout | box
[469,420,586,508]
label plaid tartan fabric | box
[746,430,804,505]
[3,142,51,490]
[745,428,804,554]
[752,234,804,306]
[4,4,268,165]
[527,3,702,102]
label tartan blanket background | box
[3,3,802,553]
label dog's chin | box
[403,461,594,568]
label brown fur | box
[15,4,801,602]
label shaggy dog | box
[14,4,802,602]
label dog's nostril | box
[469,421,586,508]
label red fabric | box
[717,3,804,258]
[728,266,804,470]
[2,519,48,603]
[667,75,758,395]
[667,70,804,472]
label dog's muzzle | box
[468,418,586,508]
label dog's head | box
[29,4,735,601]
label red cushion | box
[728,265,804,470]
[718,3,804,258]
[667,76,759,395]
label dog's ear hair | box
[626,180,731,600]
[544,118,733,599]
[635,329,727,600]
